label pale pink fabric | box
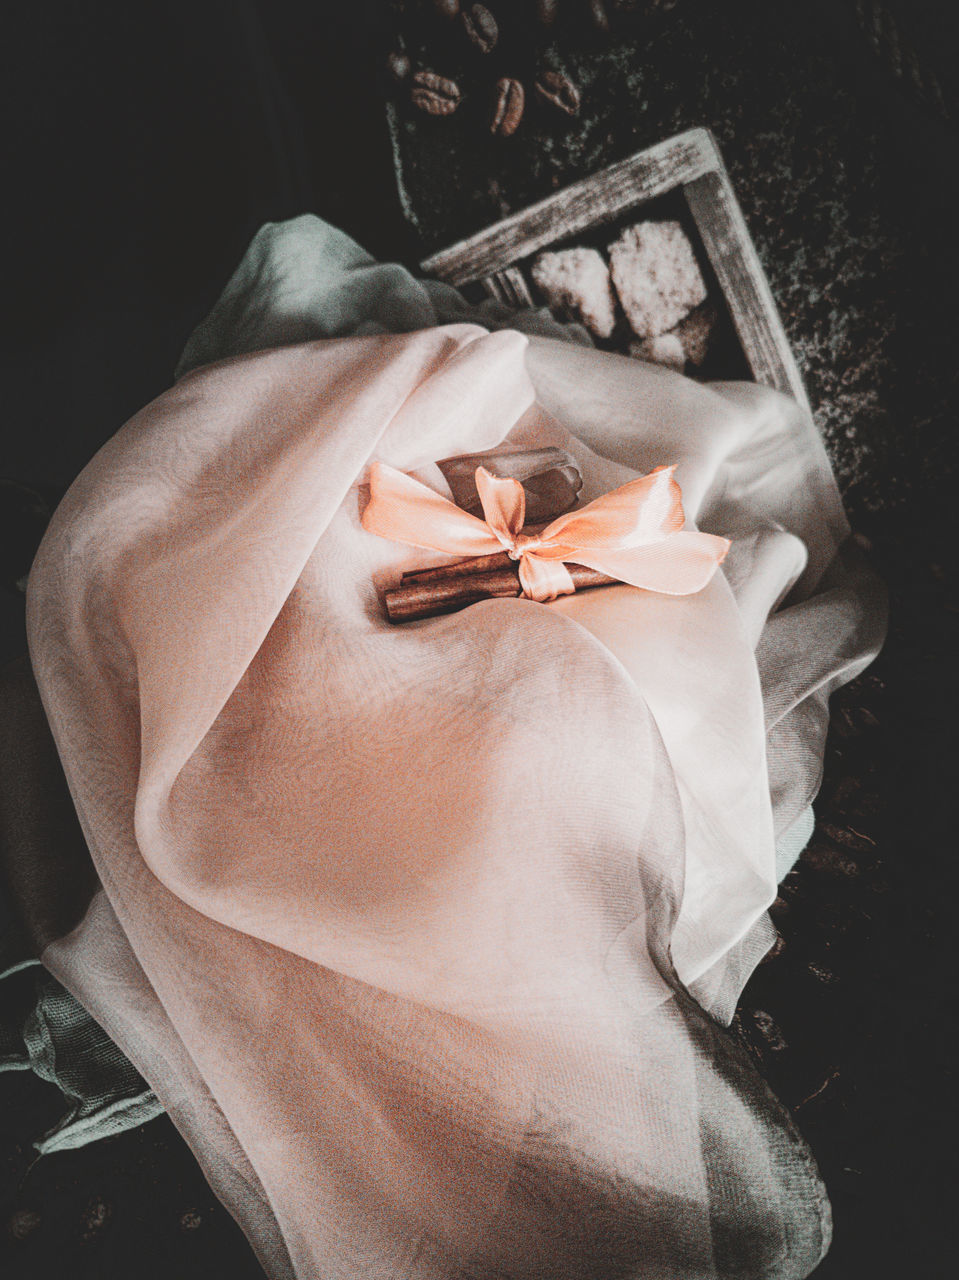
[28,324,863,1277]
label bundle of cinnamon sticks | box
[383,552,615,623]
[378,443,614,622]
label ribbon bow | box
[362,460,730,603]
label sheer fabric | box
[26,221,884,1278]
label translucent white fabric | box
[26,221,884,1278]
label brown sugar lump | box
[674,301,718,367]
[628,333,686,372]
[630,302,718,373]
[608,220,708,339]
[530,247,617,339]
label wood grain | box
[683,167,810,412]
[420,128,715,284]
[419,127,809,410]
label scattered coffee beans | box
[534,70,581,116]
[490,77,525,136]
[462,4,498,54]
[411,71,462,116]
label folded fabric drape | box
[23,217,886,1278]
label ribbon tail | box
[571,531,730,596]
[362,461,504,558]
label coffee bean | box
[432,0,461,18]
[490,78,524,137]
[534,70,581,116]
[386,50,411,84]
[411,71,462,116]
[462,4,498,53]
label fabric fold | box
[19,214,886,1279]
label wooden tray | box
[420,127,809,414]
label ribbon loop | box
[362,459,730,605]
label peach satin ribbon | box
[362,461,731,603]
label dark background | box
[2,1,957,1276]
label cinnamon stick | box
[383,552,616,622]
[399,551,515,584]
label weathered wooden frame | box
[420,127,809,413]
